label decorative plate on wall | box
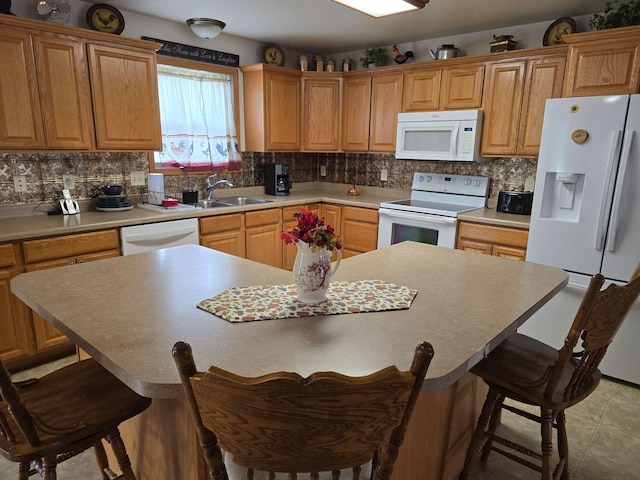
[86,3,125,35]
[262,44,285,66]
[543,17,576,46]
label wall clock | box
[86,3,125,35]
[262,44,285,67]
[543,17,576,46]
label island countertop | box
[11,241,567,399]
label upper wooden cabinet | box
[402,64,484,112]
[0,15,162,152]
[481,53,565,157]
[369,72,403,152]
[563,26,640,97]
[302,74,342,151]
[242,64,302,152]
[342,75,372,151]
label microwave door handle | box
[595,129,622,251]
[451,124,460,158]
[606,129,634,252]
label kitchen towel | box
[197,279,418,323]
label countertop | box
[0,182,530,243]
[11,242,567,398]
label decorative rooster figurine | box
[392,45,414,65]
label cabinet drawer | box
[200,214,244,235]
[282,204,320,221]
[23,230,120,263]
[0,244,17,268]
[343,206,378,223]
[245,208,281,228]
[457,222,528,248]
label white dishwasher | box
[120,218,199,255]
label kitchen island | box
[11,242,567,479]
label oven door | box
[377,208,457,249]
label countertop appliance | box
[497,190,533,215]
[120,218,199,255]
[264,164,292,196]
[521,94,640,385]
[377,172,489,249]
[395,110,483,162]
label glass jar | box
[342,57,352,72]
[298,55,308,71]
[314,55,324,72]
[326,59,335,72]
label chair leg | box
[556,410,571,480]
[458,387,502,480]
[42,456,57,480]
[18,461,30,480]
[481,393,505,463]
[106,427,136,480]
[93,440,112,480]
[540,408,555,480]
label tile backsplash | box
[0,151,536,206]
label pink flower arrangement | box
[281,208,342,252]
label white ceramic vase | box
[293,240,341,304]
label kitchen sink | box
[196,197,271,208]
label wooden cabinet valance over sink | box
[0,15,162,152]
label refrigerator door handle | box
[595,129,623,251]
[606,129,634,252]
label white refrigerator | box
[521,94,640,385]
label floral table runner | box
[197,280,418,323]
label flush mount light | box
[186,18,226,39]
[331,0,428,18]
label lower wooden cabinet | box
[200,214,246,258]
[245,208,282,268]
[341,206,379,258]
[456,221,528,261]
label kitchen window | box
[150,57,241,174]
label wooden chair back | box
[173,341,434,480]
[537,263,640,399]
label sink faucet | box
[206,174,234,199]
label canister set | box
[299,55,351,72]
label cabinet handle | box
[77,259,84,263]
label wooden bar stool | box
[172,340,434,480]
[459,262,640,480]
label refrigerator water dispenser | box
[539,172,584,222]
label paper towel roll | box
[148,173,164,205]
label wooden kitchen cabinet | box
[0,243,32,367]
[245,208,283,268]
[341,206,379,258]
[342,75,372,151]
[563,26,640,97]
[302,74,342,151]
[402,68,441,111]
[456,221,528,261]
[242,64,302,152]
[481,53,565,158]
[282,204,321,271]
[0,15,161,152]
[369,72,403,152]
[200,214,246,258]
[22,230,120,353]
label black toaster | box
[497,191,533,215]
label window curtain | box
[155,66,241,172]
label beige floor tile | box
[585,423,640,474]
[575,456,640,480]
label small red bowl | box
[162,198,179,207]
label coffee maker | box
[264,164,292,196]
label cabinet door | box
[456,239,493,255]
[87,42,162,150]
[493,245,526,261]
[441,64,484,109]
[33,32,94,150]
[480,60,525,157]
[518,55,566,157]
[246,224,282,268]
[201,231,245,258]
[0,27,45,149]
[265,70,302,151]
[303,76,341,151]
[342,76,372,151]
[402,68,441,112]
[369,73,403,152]
[341,206,378,258]
[563,39,640,97]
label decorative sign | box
[142,36,239,68]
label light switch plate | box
[130,171,146,186]
[62,174,75,190]
[13,175,27,192]
[380,168,388,182]
[320,165,327,177]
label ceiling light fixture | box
[331,0,428,18]
[186,18,226,39]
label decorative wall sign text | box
[142,36,239,68]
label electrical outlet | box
[524,176,535,192]
[13,175,27,193]
[130,171,146,186]
[320,165,327,177]
[380,168,388,182]
[62,174,75,191]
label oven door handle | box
[378,208,457,224]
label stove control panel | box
[412,172,489,197]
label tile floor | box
[1,357,639,480]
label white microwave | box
[395,110,483,162]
